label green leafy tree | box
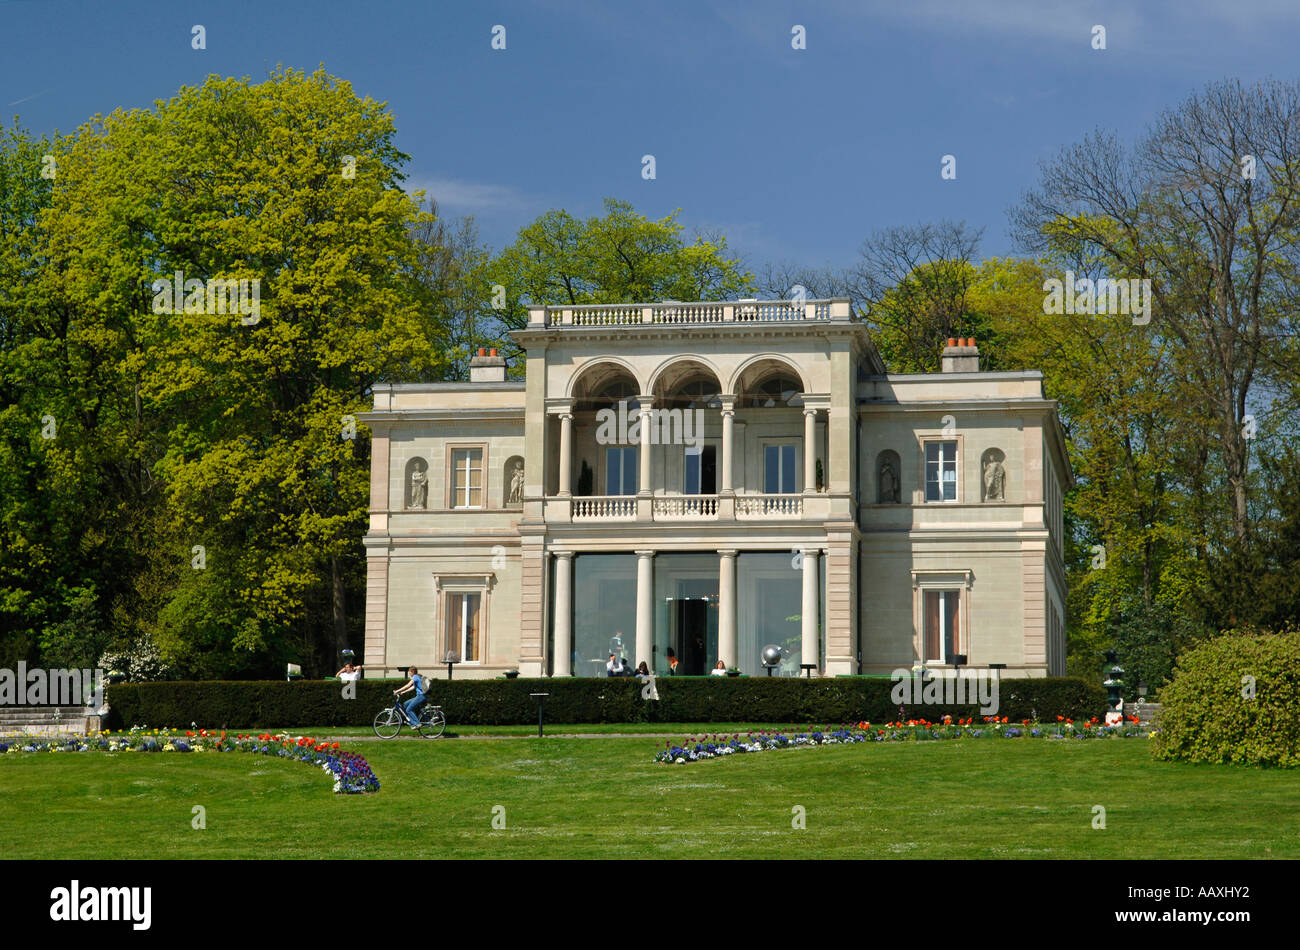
[486,198,753,359]
[7,68,448,677]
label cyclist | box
[394,666,426,727]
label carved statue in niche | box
[983,455,1006,502]
[878,455,900,504]
[408,463,428,509]
[508,460,525,505]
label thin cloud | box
[406,176,529,213]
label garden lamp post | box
[1103,649,1124,720]
[530,693,549,737]
[445,651,460,680]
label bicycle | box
[373,695,446,739]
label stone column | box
[637,400,653,494]
[552,552,574,676]
[720,397,735,493]
[635,550,655,668]
[801,547,820,671]
[803,407,818,493]
[557,412,573,496]
[718,549,737,668]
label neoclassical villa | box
[358,298,1071,679]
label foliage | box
[1153,630,1300,767]
[104,676,1108,729]
[1107,598,1206,701]
[0,69,448,678]
[97,631,174,681]
[486,198,753,350]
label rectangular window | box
[445,592,481,662]
[684,445,717,494]
[605,446,637,495]
[925,441,957,502]
[764,444,797,493]
[452,448,483,508]
[923,590,961,662]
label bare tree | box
[409,197,496,380]
[753,260,851,301]
[846,220,984,371]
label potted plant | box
[726,667,742,677]
[815,458,825,492]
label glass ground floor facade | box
[549,551,827,677]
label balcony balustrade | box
[652,495,719,520]
[571,496,636,520]
[558,492,808,523]
[535,298,846,328]
[735,493,803,518]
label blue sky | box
[4,0,1299,275]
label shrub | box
[1153,630,1300,767]
[105,675,1107,730]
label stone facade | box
[359,300,1072,679]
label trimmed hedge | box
[1153,631,1300,767]
[105,676,1107,730]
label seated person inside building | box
[606,653,626,677]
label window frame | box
[911,570,974,665]
[604,445,638,496]
[762,441,799,494]
[683,442,718,495]
[445,443,487,509]
[433,573,495,665]
[918,435,963,504]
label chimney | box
[469,346,507,383]
[941,337,979,373]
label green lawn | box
[3,737,1296,858]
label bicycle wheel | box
[417,706,446,738]
[373,706,402,739]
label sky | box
[4,0,1300,277]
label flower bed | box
[0,727,379,794]
[655,716,1149,763]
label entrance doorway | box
[668,598,712,675]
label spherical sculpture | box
[761,645,782,668]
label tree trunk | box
[331,554,348,659]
